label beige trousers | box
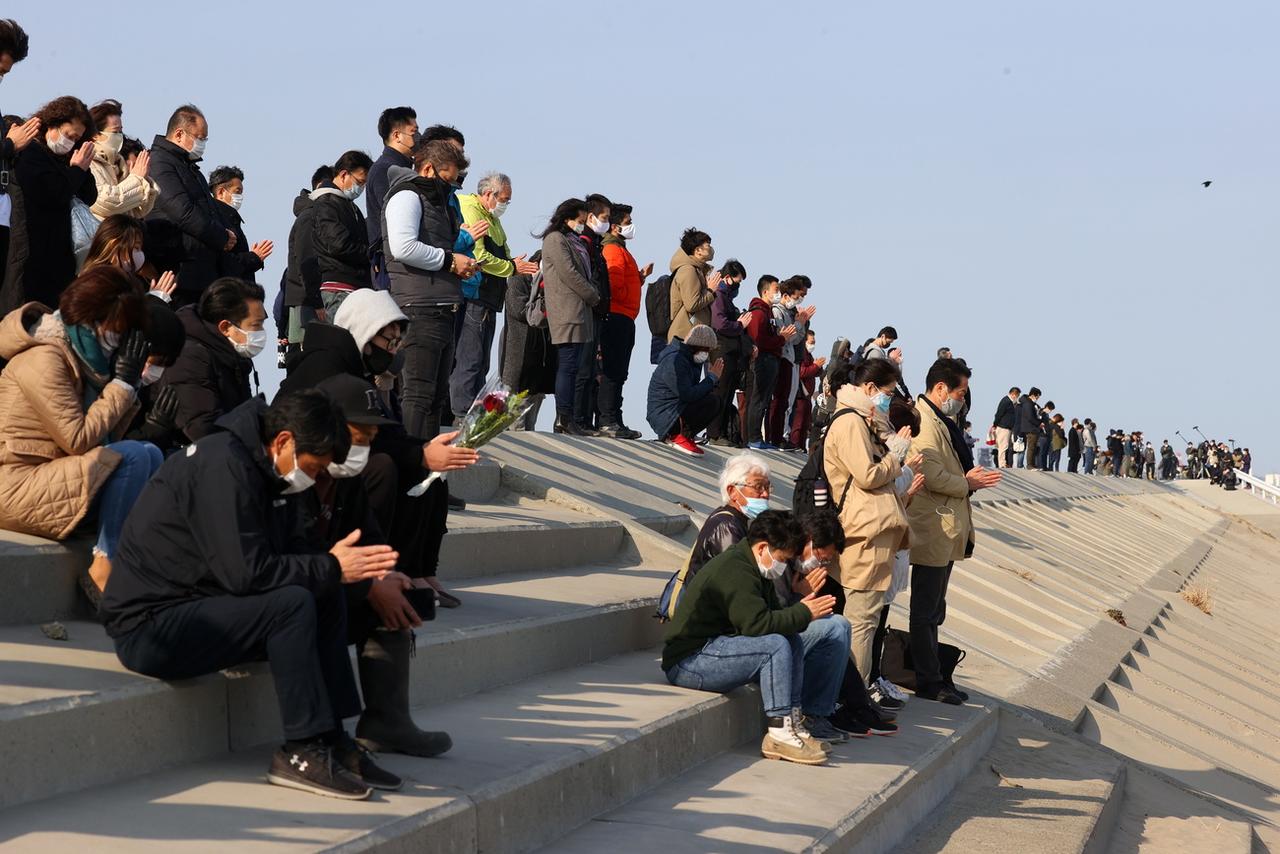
[842,587,888,683]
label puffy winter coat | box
[0,304,137,539]
[666,248,714,343]
[89,147,159,220]
[157,305,255,444]
[145,136,227,301]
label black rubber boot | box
[355,630,452,757]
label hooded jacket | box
[600,234,642,321]
[666,248,714,343]
[541,229,600,345]
[907,395,974,567]
[743,297,786,356]
[101,398,341,638]
[646,340,718,439]
[89,144,159,220]
[284,189,320,309]
[145,136,226,300]
[382,166,463,308]
[824,385,909,590]
[309,184,371,290]
[0,304,137,539]
[157,305,255,444]
[710,283,746,340]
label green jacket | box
[661,539,812,671]
[457,193,513,279]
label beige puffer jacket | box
[0,304,138,539]
[89,147,159,220]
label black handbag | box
[880,627,966,691]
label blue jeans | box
[94,440,163,558]
[449,300,497,418]
[555,343,582,416]
[1048,449,1062,471]
[665,616,850,718]
[1083,447,1096,473]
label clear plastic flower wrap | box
[406,377,531,497]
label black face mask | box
[364,345,394,376]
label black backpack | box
[847,337,875,370]
[645,273,674,339]
[793,408,858,516]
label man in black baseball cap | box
[309,374,454,759]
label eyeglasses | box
[735,480,771,495]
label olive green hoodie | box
[662,539,812,671]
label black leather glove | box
[112,329,150,388]
[145,384,180,431]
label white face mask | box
[99,329,122,354]
[800,554,822,572]
[129,249,146,273]
[141,363,166,386]
[570,221,586,234]
[768,292,782,305]
[100,131,124,156]
[756,546,787,580]
[619,223,636,240]
[276,444,316,495]
[693,351,710,364]
[188,136,207,161]
[589,216,610,235]
[343,181,364,202]
[48,131,75,156]
[491,200,509,218]
[230,325,268,359]
[229,193,244,210]
[328,443,370,478]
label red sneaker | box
[668,434,704,456]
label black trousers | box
[869,603,891,683]
[674,391,720,439]
[114,584,360,741]
[597,314,635,428]
[745,352,779,444]
[363,453,449,579]
[909,561,953,692]
[400,304,458,439]
[707,338,745,441]
[1068,453,1081,473]
[573,316,602,428]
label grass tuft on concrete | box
[1180,584,1214,615]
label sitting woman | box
[0,266,162,605]
[81,214,177,301]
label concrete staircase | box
[0,438,1277,852]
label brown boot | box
[355,629,452,757]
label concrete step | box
[1144,619,1280,692]
[0,531,92,626]
[545,698,999,853]
[1130,636,1280,717]
[0,649,763,854]
[893,712,1126,854]
[1106,764,1254,854]
[1094,682,1280,784]
[1076,701,1280,823]
[0,561,668,810]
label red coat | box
[744,298,786,355]
[601,238,641,320]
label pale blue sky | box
[9,1,1277,471]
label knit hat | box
[333,289,408,353]
[685,324,716,349]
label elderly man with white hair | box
[681,452,773,585]
[453,171,540,417]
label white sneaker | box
[875,677,909,704]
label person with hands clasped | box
[907,357,1002,705]
[662,510,849,766]
[103,390,404,800]
[0,267,162,606]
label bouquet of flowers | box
[406,377,531,497]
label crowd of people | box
[0,16,1259,792]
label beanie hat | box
[334,289,408,353]
[685,324,716,350]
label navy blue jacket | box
[366,145,411,249]
[1016,396,1042,435]
[647,341,718,438]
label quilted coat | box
[0,304,138,539]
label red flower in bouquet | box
[482,393,507,414]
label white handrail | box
[1232,469,1280,506]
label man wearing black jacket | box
[209,164,272,282]
[367,107,418,290]
[991,387,1019,468]
[312,150,372,316]
[573,193,613,433]
[280,165,333,359]
[145,105,234,307]
[102,391,401,800]
[1015,386,1043,469]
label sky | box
[8,1,1277,472]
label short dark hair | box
[333,150,373,175]
[411,138,469,173]
[585,193,612,217]
[936,346,952,359]
[1028,386,1042,397]
[377,106,416,143]
[888,398,921,436]
[610,202,633,225]
[89,99,122,131]
[1008,386,1021,395]
[853,357,901,389]
[877,326,898,339]
[801,511,846,553]
[310,165,334,189]
[421,124,464,147]
[264,390,350,461]
[198,277,266,326]
[120,135,145,161]
[680,228,712,255]
[36,96,95,138]
[144,296,186,367]
[789,274,813,291]
[925,357,972,392]
[887,346,901,357]
[757,274,779,295]
[721,259,747,280]
[829,362,854,396]
[165,104,205,136]
[780,276,808,297]
[746,509,807,554]
[208,165,244,193]
[0,19,30,63]
[59,266,146,335]
[1044,400,1055,410]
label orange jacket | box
[601,237,641,320]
